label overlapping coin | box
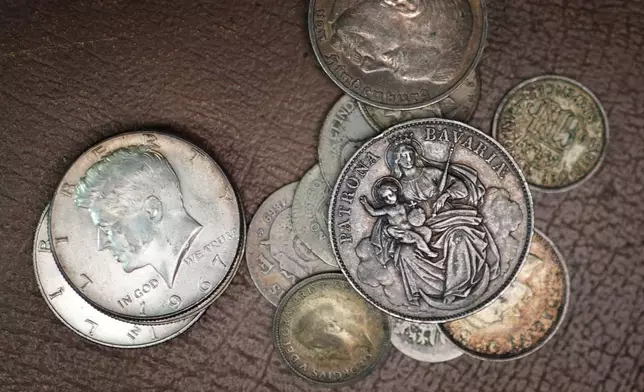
[389,317,463,362]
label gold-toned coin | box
[273,272,390,386]
[440,229,569,360]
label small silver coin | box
[34,206,203,348]
[49,132,245,323]
[389,317,463,362]
[246,183,337,306]
[291,165,337,266]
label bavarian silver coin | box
[291,165,337,266]
[389,316,463,362]
[34,206,203,348]
[329,119,533,322]
[246,182,337,306]
[49,132,245,323]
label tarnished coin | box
[292,165,337,266]
[34,206,203,348]
[308,0,487,109]
[389,317,463,362]
[273,272,390,386]
[318,95,379,187]
[492,75,608,192]
[330,119,533,322]
[246,183,337,306]
[440,229,569,360]
[360,69,481,130]
[49,132,245,323]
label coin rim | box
[328,118,534,323]
[388,316,464,363]
[272,272,391,387]
[307,0,488,110]
[438,228,571,361]
[491,74,610,193]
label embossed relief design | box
[392,318,448,347]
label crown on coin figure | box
[392,132,416,146]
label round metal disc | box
[389,316,463,362]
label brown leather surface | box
[0,0,642,391]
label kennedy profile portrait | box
[74,146,202,288]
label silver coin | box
[246,182,337,306]
[49,132,245,323]
[318,95,379,188]
[291,165,337,266]
[389,317,463,362]
[308,0,487,109]
[34,206,203,348]
[359,69,481,130]
[329,119,533,322]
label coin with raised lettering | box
[492,75,608,192]
[389,317,463,362]
[246,183,337,306]
[440,229,569,360]
[49,132,245,324]
[330,119,533,322]
[292,165,337,266]
[308,0,487,109]
[273,272,390,386]
[359,69,481,130]
[34,206,203,348]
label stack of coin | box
[34,132,245,348]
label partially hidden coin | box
[492,75,608,192]
[360,69,482,130]
[389,316,463,362]
[440,229,570,360]
[330,118,533,322]
[308,0,487,110]
[246,182,337,306]
[49,132,245,324]
[34,205,203,348]
[273,272,391,386]
[292,165,337,266]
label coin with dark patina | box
[390,317,463,362]
[360,69,481,130]
[492,75,608,192]
[330,119,533,322]
[273,272,390,386]
[440,229,569,360]
[308,0,487,109]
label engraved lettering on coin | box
[330,119,533,322]
[493,75,608,192]
[389,317,462,362]
[273,273,390,386]
[440,229,569,360]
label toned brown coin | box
[492,75,608,192]
[440,229,569,360]
[308,0,487,109]
[273,272,390,386]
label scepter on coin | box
[433,142,456,216]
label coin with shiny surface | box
[308,0,487,109]
[360,69,481,130]
[49,132,245,323]
[440,229,569,360]
[330,119,533,322]
[492,75,608,192]
[273,272,390,386]
[34,206,203,348]
[246,183,337,306]
[389,317,463,362]
[292,165,337,266]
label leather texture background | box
[1,1,643,391]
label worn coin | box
[292,165,337,266]
[440,229,569,360]
[273,272,390,386]
[492,75,608,192]
[389,317,463,362]
[308,0,487,110]
[49,132,245,323]
[360,69,481,130]
[246,183,337,306]
[34,206,203,348]
[330,119,533,322]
